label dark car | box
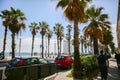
[4,57,50,78]
[55,55,74,68]
[7,57,49,67]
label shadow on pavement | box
[108,66,120,80]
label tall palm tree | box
[117,0,120,53]
[29,22,39,56]
[56,0,91,79]
[46,28,53,57]
[83,6,111,55]
[1,7,26,58]
[54,23,63,56]
[9,7,26,58]
[0,10,11,59]
[66,24,72,55]
[39,21,49,58]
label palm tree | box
[54,23,63,56]
[66,24,72,55]
[46,28,53,57]
[1,7,26,58]
[100,29,113,53]
[9,7,26,58]
[56,0,91,79]
[0,10,11,59]
[117,0,120,53]
[83,6,111,55]
[39,21,49,58]
[29,22,39,56]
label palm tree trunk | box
[19,38,21,56]
[2,27,8,59]
[41,35,44,58]
[117,0,120,53]
[48,38,50,57]
[81,43,83,54]
[73,20,82,79]
[68,39,71,55]
[11,33,15,58]
[31,35,35,56]
[93,37,99,54]
[57,37,60,56]
[60,39,62,54]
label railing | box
[4,63,57,80]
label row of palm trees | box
[29,21,73,58]
[0,0,116,79]
[0,7,73,59]
[0,7,26,58]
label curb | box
[44,73,57,80]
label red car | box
[55,55,74,68]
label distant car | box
[55,55,74,68]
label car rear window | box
[57,56,65,60]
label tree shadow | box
[108,66,120,80]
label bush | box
[69,55,99,79]
[81,55,99,78]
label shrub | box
[69,55,99,79]
[81,55,98,77]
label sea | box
[4,52,57,59]
[5,52,40,57]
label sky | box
[0,0,119,53]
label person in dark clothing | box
[115,52,120,69]
[96,50,109,80]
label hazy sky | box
[0,0,119,53]
[0,0,119,38]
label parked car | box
[7,57,49,67]
[54,55,74,68]
[4,57,50,78]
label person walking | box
[115,52,120,69]
[96,50,109,80]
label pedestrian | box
[96,50,109,80]
[115,52,120,69]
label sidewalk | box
[94,56,120,80]
[45,55,120,80]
